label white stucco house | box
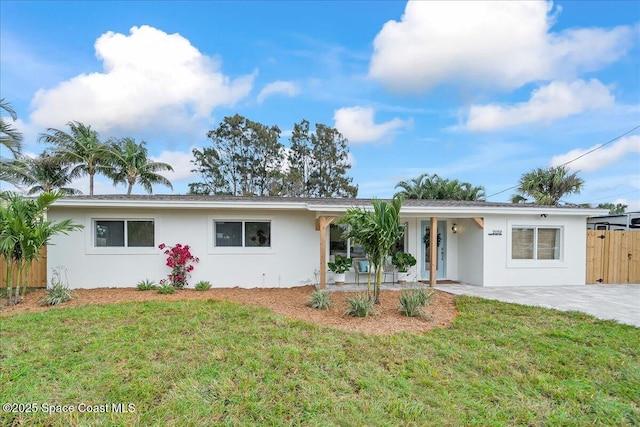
[46,195,600,289]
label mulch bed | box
[0,286,457,335]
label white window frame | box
[86,216,157,255]
[209,216,275,255]
[507,223,564,268]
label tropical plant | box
[158,243,199,289]
[340,195,405,303]
[0,98,23,158]
[106,137,173,195]
[136,279,157,291]
[391,252,417,273]
[395,173,485,201]
[344,293,376,317]
[4,154,81,195]
[157,282,176,294]
[39,266,74,306]
[38,121,110,196]
[0,192,83,305]
[511,166,584,206]
[307,289,333,310]
[327,254,352,274]
[398,290,426,318]
[413,288,436,306]
[194,281,212,291]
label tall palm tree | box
[106,137,173,195]
[38,121,110,196]
[511,166,584,206]
[395,173,485,201]
[340,195,405,304]
[5,154,81,195]
[0,98,23,158]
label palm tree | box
[0,98,23,158]
[0,191,82,305]
[395,173,485,201]
[38,121,110,196]
[340,195,405,304]
[5,154,82,195]
[106,137,173,195]
[511,166,584,206]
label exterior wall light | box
[451,223,458,233]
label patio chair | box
[382,259,395,283]
[353,258,370,286]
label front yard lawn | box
[1,296,639,426]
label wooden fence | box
[0,247,48,288]
[586,230,640,284]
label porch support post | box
[430,216,437,287]
[317,216,336,289]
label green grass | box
[1,296,638,426]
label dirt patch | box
[0,286,457,335]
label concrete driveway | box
[435,284,640,328]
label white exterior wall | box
[456,218,484,286]
[482,214,587,286]
[48,207,319,289]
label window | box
[512,227,560,260]
[214,221,271,247]
[95,220,154,247]
[329,223,365,258]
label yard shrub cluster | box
[194,281,212,291]
[398,288,435,318]
[307,289,333,310]
[158,243,199,289]
[136,279,157,291]
[157,282,176,295]
[39,267,74,306]
[344,293,376,317]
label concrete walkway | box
[434,284,640,328]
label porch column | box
[316,216,336,289]
[430,216,437,287]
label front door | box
[421,220,447,280]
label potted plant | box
[328,254,352,286]
[391,252,417,284]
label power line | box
[486,124,640,200]
[556,124,640,168]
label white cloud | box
[152,149,197,181]
[369,1,635,92]
[465,79,614,131]
[29,25,255,133]
[333,106,410,143]
[257,81,300,103]
[550,135,640,172]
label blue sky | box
[1,0,639,208]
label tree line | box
[0,98,629,212]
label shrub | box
[194,281,212,291]
[307,290,333,310]
[136,279,157,291]
[414,288,436,306]
[158,243,200,289]
[39,267,74,306]
[398,290,425,317]
[157,282,176,295]
[344,293,376,317]
[398,288,435,318]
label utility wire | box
[486,124,640,200]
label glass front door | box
[421,220,447,280]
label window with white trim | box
[214,221,271,247]
[95,220,155,247]
[511,226,561,260]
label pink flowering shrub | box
[158,243,200,289]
